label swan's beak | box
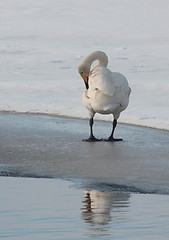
[81,74,89,89]
[81,74,88,84]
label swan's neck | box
[84,51,108,73]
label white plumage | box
[78,51,131,141]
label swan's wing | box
[111,72,131,96]
[89,67,116,96]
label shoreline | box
[1,110,169,132]
[0,175,165,195]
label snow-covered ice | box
[0,0,169,129]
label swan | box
[78,51,131,141]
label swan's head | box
[78,51,108,89]
[78,63,90,89]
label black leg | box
[106,119,123,142]
[83,117,102,142]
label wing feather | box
[89,67,116,96]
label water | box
[0,177,169,240]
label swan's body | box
[78,51,131,141]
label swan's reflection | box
[81,190,130,237]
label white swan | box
[78,51,131,141]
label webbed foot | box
[104,137,123,142]
[83,136,102,142]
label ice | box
[1,113,169,194]
[0,0,169,129]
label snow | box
[0,0,169,129]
